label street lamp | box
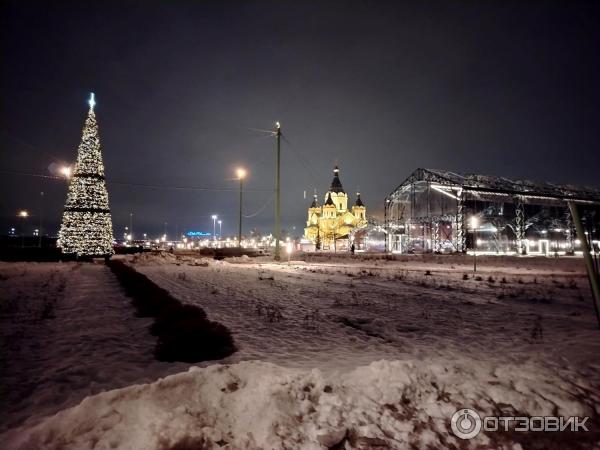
[60,165,72,179]
[470,216,479,273]
[211,215,218,242]
[286,241,293,265]
[18,210,29,248]
[129,212,134,241]
[218,220,222,240]
[236,168,247,247]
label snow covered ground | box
[0,261,189,434]
[1,253,599,449]
[130,252,600,375]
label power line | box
[0,169,274,193]
[109,180,273,193]
[243,193,275,218]
[280,133,320,186]
[0,170,62,180]
[239,126,276,135]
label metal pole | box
[130,212,133,241]
[384,198,388,252]
[568,202,600,328]
[473,227,477,273]
[238,177,243,247]
[21,216,25,248]
[274,122,281,260]
[39,191,44,248]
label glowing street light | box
[236,167,247,179]
[18,210,29,218]
[60,166,72,179]
[218,220,222,239]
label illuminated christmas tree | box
[58,93,114,257]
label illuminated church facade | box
[304,166,367,250]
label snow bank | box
[4,359,597,450]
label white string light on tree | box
[58,93,115,257]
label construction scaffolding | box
[384,168,600,256]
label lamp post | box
[18,210,29,248]
[129,213,134,241]
[39,191,44,248]
[286,241,292,265]
[211,215,218,243]
[470,216,478,273]
[236,168,247,247]
[218,220,222,239]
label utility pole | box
[274,121,282,260]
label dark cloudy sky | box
[1,1,599,238]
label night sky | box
[1,1,599,239]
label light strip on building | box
[430,185,459,200]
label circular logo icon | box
[451,408,482,439]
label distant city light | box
[187,231,211,237]
[18,210,29,218]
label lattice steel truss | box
[384,168,600,253]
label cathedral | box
[304,166,367,250]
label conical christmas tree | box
[58,93,114,257]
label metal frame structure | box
[384,168,600,255]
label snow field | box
[2,253,599,449]
[4,358,598,449]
